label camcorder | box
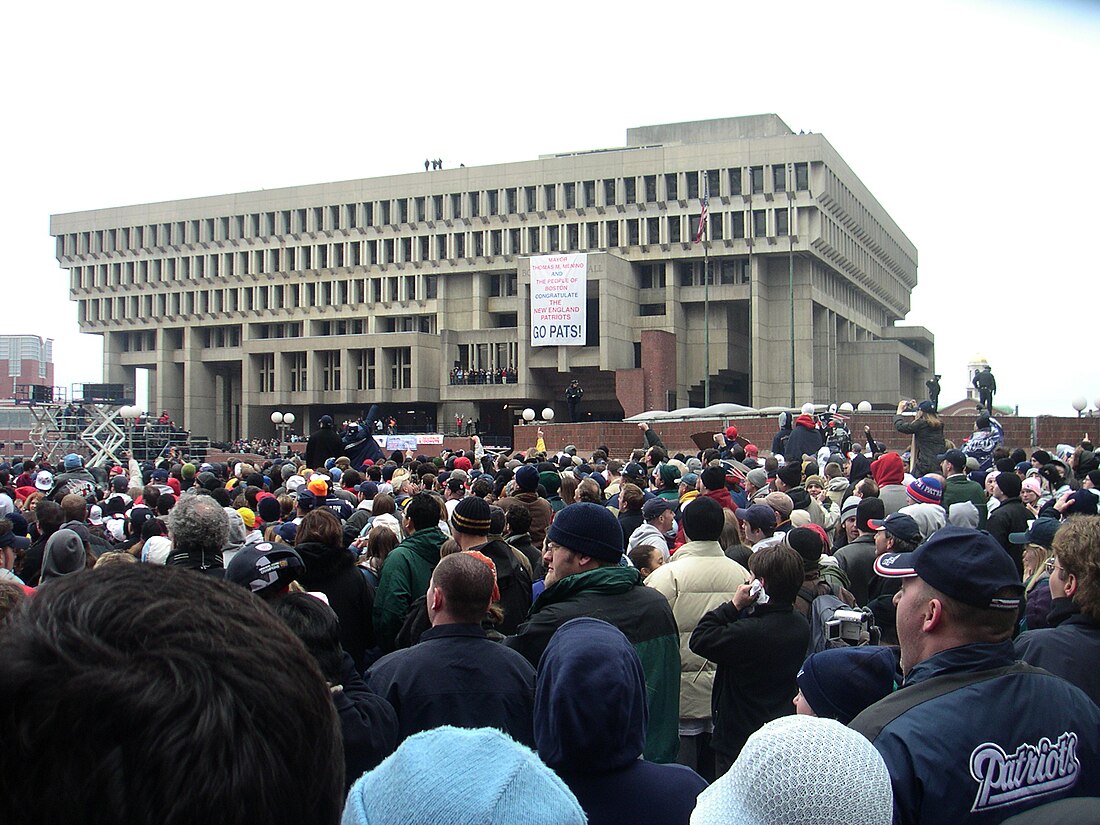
[824,608,879,646]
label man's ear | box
[924,596,945,633]
[428,585,444,614]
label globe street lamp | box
[119,405,143,459]
[271,411,296,447]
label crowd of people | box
[1,403,1099,824]
[448,366,519,385]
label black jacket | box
[366,623,536,747]
[986,498,1030,577]
[305,426,345,470]
[689,601,810,760]
[296,541,375,671]
[334,654,398,791]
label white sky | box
[8,0,1099,416]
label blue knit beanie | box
[342,726,585,825]
[547,502,622,563]
[796,646,897,725]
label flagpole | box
[704,240,710,407]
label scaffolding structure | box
[16,384,201,466]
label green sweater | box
[373,526,446,652]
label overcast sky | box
[9,0,1099,416]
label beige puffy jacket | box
[645,540,750,721]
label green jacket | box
[942,474,987,529]
[504,565,681,763]
[373,526,446,652]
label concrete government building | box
[50,115,932,442]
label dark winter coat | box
[985,497,1030,577]
[892,414,945,477]
[689,601,810,761]
[504,565,680,764]
[367,623,536,747]
[1015,612,1100,707]
[304,425,345,470]
[296,540,375,670]
[334,653,398,791]
[535,618,707,825]
[783,415,824,462]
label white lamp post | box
[1072,398,1087,418]
[120,405,142,458]
[271,411,296,444]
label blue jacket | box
[535,618,707,825]
[850,642,1100,825]
[1015,613,1100,707]
[366,623,536,747]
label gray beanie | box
[746,467,769,490]
[41,528,86,582]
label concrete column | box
[181,327,215,436]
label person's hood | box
[794,414,816,430]
[870,452,905,487]
[898,502,945,541]
[535,617,647,772]
[848,453,872,483]
[786,486,812,512]
[293,540,352,576]
[703,486,735,511]
[827,476,850,492]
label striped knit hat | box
[451,496,491,535]
[906,475,943,505]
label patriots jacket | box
[850,641,1100,825]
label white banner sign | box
[530,253,587,347]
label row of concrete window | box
[70,209,799,291]
[57,164,812,258]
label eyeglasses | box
[1044,557,1063,575]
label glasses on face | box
[1044,557,1057,574]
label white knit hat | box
[690,716,893,825]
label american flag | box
[694,178,708,244]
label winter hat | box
[947,501,980,529]
[538,471,560,496]
[548,502,622,563]
[804,474,825,489]
[784,527,824,571]
[41,528,87,582]
[855,496,886,533]
[690,716,893,825]
[342,726,585,825]
[994,471,1022,499]
[746,467,769,490]
[776,462,802,488]
[700,466,727,491]
[307,478,329,498]
[63,453,83,471]
[840,495,862,521]
[451,496,492,536]
[1063,489,1099,515]
[906,475,944,505]
[658,463,681,487]
[225,542,305,598]
[236,508,256,529]
[796,646,898,725]
[515,464,540,492]
[1021,477,1042,497]
[257,496,281,524]
[764,491,794,519]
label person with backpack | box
[689,542,810,775]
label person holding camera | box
[893,400,945,477]
[689,542,811,776]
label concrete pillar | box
[181,327,215,436]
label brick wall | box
[517,414,1100,459]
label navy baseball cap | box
[295,490,317,511]
[1009,517,1061,549]
[623,462,647,481]
[735,503,776,530]
[642,498,674,520]
[869,513,923,544]
[874,525,1024,610]
[225,543,305,597]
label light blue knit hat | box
[342,726,585,825]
